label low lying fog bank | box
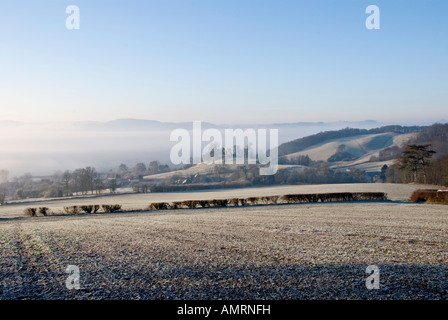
[0,120,382,176]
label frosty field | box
[0,184,447,300]
[0,183,438,220]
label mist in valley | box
[0,119,385,176]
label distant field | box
[0,201,446,299]
[284,132,416,162]
[0,183,441,219]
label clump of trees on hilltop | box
[386,144,448,186]
[386,123,448,186]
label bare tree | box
[132,162,147,178]
[148,161,160,174]
[108,179,117,193]
[0,187,6,205]
[61,170,72,196]
[93,176,103,195]
[73,167,97,195]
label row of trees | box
[161,162,367,189]
[60,167,102,196]
[0,160,174,202]
[0,167,104,200]
[0,170,8,204]
[279,155,314,166]
[386,144,448,186]
[384,124,448,186]
[114,161,170,180]
[268,163,366,185]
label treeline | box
[0,167,106,200]
[385,124,448,186]
[0,160,173,201]
[279,155,314,166]
[386,154,448,186]
[369,146,402,162]
[412,123,448,158]
[273,163,366,185]
[147,162,368,193]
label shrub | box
[246,197,258,205]
[317,193,331,202]
[102,204,122,213]
[269,196,279,204]
[171,201,182,209]
[304,194,318,203]
[182,200,198,209]
[80,205,94,213]
[216,199,228,207]
[281,195,299,203]
[259,196,271,204]
[210,199,228,207]
[280,192,387,204]
[410,189,448,204]
[227,198,240,206]
[38,207,50,216]
[358,192,387,201]
[198,200,210,208]
[209,199,218,207]
[77,205,100,213]
[64,206,80,215]
[319,193,354,202]
[149,202,170,210]
[24,208,37,217]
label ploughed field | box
[0,184,447,299]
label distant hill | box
[278,125,425,157]
[279,132,418,172]
[277,123,448,175]
[0,119,439,176]
[0,118,388,175]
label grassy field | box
[0,184,447,300]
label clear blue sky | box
[0,0,447,124]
